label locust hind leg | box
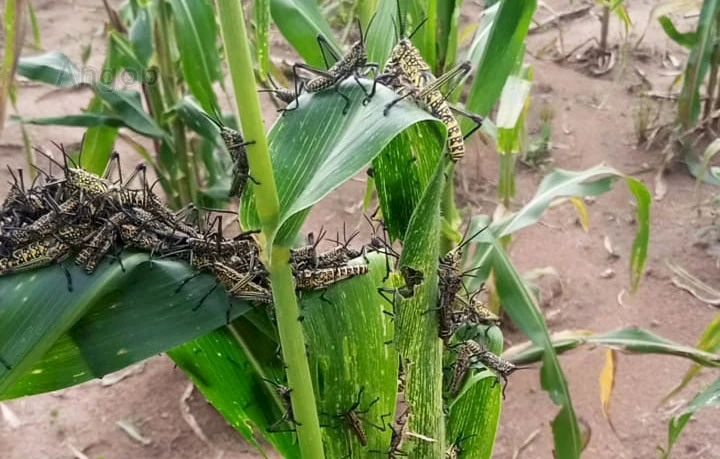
[59,261,74,292]
[192,281,220,312]
[449,104,484,140]
[0,354,11,370]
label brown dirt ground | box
[1,0,720,458]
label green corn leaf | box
[490,242,582,459]
[16,51,86,87]
[269,0,341,68]
[79,39,123,176]
[463,0,535,127]
[677,0,720,127]
[393,159,448,457]
[17,113,127,128]
[170,253,394,458]
[171,96,224,142]
[410,0,437,71]
[626,177,651,293]
[94,85,167,139]
[492,165,619,237]
[0,0,20,133]
[436,0,456,72]
[465,2,499,65]
[665,313,720,401]
[372,122,444,241]
[168,0,221,113]
[504,328,720,367]
[254,0,271,80]
[587,328,720,367]
[658,412,693,459]
[27,1,42,50]
[169,325,299,458]
[0,254,253,399]
[446,326,503,459]
[496,75,531,153]
[366,0,399,68]
[128,5,153,66]
[460,222,582,459]
[301,254,396,458]
[658,15,697,49]
[108,31,147,77]
[442,0,465,73]
[464,166,651,295]
[503,330,596,364]
[240,80,445,247]
[79,99,120,176]
[659,376,720,459]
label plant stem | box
[498,153,516,209]
[707,14,720,123]
[154,0,196,205]
[0,0,24,135]
[216,2,324,458]
[396,161,449,458]
[599,5,610,52]
[440,168,461,254]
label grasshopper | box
[75,212,129,273]
[294,264,369,290]
[381,60,482,162]
[474,343,518,398]
[377,10,483,163]
[322,386,386,449]
[3,198,83,248]
[0,236,71,276]
[447,339,483,397]
[262,378,300,432]
[258,75,298,108]
[201,113,257,198]
[289,19,379,114]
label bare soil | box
[1,1,719,458]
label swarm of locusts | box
[259,13,520,452]
[0,146,373,315]
[0,11,519,452]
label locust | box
[455,293,502,328]
[289,19,379,114]
[474,343,519,398]
[202,113,257,198]
[447,339,519,398]
[381,59,482,162]
[377,15,483,163]
[290,229,325,270]
[316,228,363,268]
[448,339,484,396]
[322,386,386,450]
[294,264,369,290]
[75,212,129,273]
[438,247,465,344]
[436,226,488,343]
[1,197,82,248]
[1,167,47,226]
[0,236,71,276]
[35,144,111,199]
[262,378,300,432]
[259,75,298,108]
[110,163,199,238]
[370,405,410,458]
[213,262,271,303]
